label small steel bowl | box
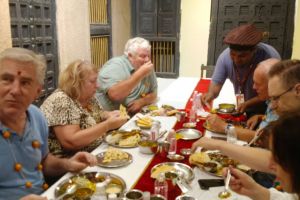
[167,154,185,161]
[180,148,191,156]
[138,140,158,154]
[218,103,235,113]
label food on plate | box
[166,109,179,116]
[189,152,211,164]
[102,147,129,163]
[189,151,249,176]
[136,116,153,129]
[106,130,141,147]
[150,165,176,179]
[119,133,141,147]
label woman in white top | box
[228,112,300,200]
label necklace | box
[1,129,49,190]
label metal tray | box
[151,162,194,182]
[104,130,141,148]
[54,172,126,199]
[176,128,202,140]
[96,151,133,168]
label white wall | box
[0,0,12,52]
[292,0,300,59]
[179,0,211,77]
[111,0,131,57]
[56,0,91,71]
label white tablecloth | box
[42,77,250,200]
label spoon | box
[247,129,263,146]
[56,184,77,200]
[218,170,231,199]
[176,171,191,194]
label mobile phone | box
[198,179,225,190]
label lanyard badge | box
[236,93,245,107]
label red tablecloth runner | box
[185,79,211,113]
[133,79,210,199]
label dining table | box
[42,77,250,200]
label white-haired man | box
[0,48,97,200]
[97,37,157,114]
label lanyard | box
[233,63,256,94]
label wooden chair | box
[200,65,215,78]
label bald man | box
[205,58,280,142]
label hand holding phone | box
[198,179,225,190]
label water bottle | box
[167,129,177,155]
[150,121,161,140]
[226,124,237,144]
[189,105,196,123]
[154,173,168,199]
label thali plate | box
[54,172,126,199]
[104,130,141,148]
[190,151,251,177]
[96,151,133,168]
[151,162,194,182]
[176,128,202,140]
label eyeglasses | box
[269,86,294,102]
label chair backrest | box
[200,65,215,78]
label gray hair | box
[124,37,151,56]
[0,47,46,85]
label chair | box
[200,65,215,78]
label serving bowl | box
[218,103,235,113]
[138,140,158,154]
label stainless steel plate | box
[54,172,126,199]
[96,152,133,168]
[151,162,194,182]
[104,130,141,148]
[176,128,202,140]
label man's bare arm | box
[201,82,223,106]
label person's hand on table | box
[66,152,97,173]
[246,115,264,130]
[20,194,47,200]
[207,114,227,133]
[223,167,270,200]
[201,93,212,110]
[237,102,248,113]
[127,99,144,114]
[191,137,223,152]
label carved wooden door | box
[208,0,295,65]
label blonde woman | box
[41,60,127,157]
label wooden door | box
[132,0,181,78]
[9,0,58,105]
[208,0,295,65]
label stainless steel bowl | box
[218,103,235,113]
[138,140,158,154]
